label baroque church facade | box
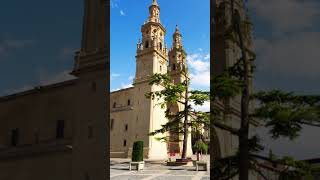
[0,0,107,180]
[110,0,193,159]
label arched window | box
[159,42,162,50]
[91,81,96,92]
[11,128,19,146]
[173,63,176,70]
[127,99,131,106]
[113,102,116,108]
[56,120,64,139]
[88,125,93,138]
[145,41,149,48]
[111,119,114,130]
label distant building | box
[0,0,107,180]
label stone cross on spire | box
[175,25,181,34]
[173,25,182,48]
[152,0,159,6]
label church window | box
[125,124,128,131]
[123,140,127,146]
[128,99,131,106]
[35,130,39,144]
[91,81,96,92]
[159,42,162,50]
[85,173,90,180]
[111,119,114,130]
[173,63,176,70]
[10,128,19,146]
[56,120,65,139]
[113,102,116,108]
[145,41,149,48]
[88,125,93,138]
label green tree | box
[211,0,320,179]
[145,65,210,160]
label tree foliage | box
[145,64,210,159]
[211,0,320,179]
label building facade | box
[110,0,193,159]
[0,0,108,180]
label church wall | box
[110,87,137,157]
[0,151,72,180]
[70,73,108,180]
[0,81,77,149]
[0,81,77,180]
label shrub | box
[132,141,144,162]
[193,139,208,154]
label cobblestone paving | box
[110,158,210,180]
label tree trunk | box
[197,152,200,161]
[233,2,250,179]
[181,85,189,159]
[210,0,218,179]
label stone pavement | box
[110,156,210,180]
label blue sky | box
[0,0,82,95]
[110,0,210,95]
[248,0,320,159]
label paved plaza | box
[110,156,210,180]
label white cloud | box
[60,47,77,57]
[121,83,133,89]
[255,32,320,78]
[120,10,126,16]
[128,75,134,81]
[198,48,203,52]
[204,54,210,60]
[0,39,35,57]
[111,88,120,92]
[3,39,34,48]
[111,73,120,80]
[191,101,210,112]
[248,0,320,33]
[111,0,119,8]
[189,71,210,87]
[187,53,210,87]
[40,70,76,85]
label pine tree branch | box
[213,121,239,135]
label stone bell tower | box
[71,0,107,76]
[168,25,188,84]
[70,0,108,179]
[133,0,169,159]
[167,25,193,157]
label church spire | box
[152,0,159,6]
[81,0,107,52]
[148,0,161,23]
[168,25,188,84]
[172,24,183,49]
[71,0,107,76]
